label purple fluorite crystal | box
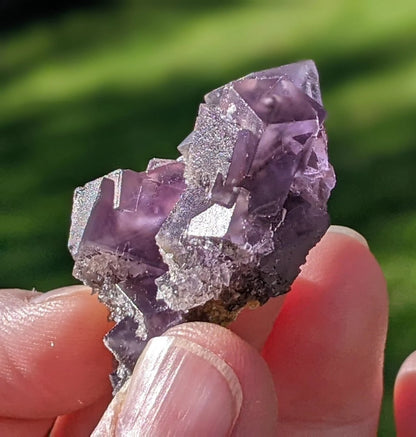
[69,60,335,391]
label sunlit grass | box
[2,0,416,117]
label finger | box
[228,229,361,351]
[0,286,114,419]
[394,351,416,436]
[0,417,54,437]
[51,392,112,437]
[263,226,388,435]
[93,322,278,436]
[230,295,286,351]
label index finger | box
[0,286,113,419]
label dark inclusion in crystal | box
[69,60,336,391]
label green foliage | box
[1,1,415,433]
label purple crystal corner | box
[69,60,336,391]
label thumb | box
[93,322,277,436]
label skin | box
[0,228,414,436]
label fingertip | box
[0,286,114,418]
[327,225,369,248]
[163,323,279,436]
[398,351,416,375]
[395,351,416,437]
[94,322,278,436]
[301,225,387,296]
[229,226,371,352]
[263,225,388,433]
[31,285,93,303]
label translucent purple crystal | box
[69,60,335,391]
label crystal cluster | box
[69,60,335,391]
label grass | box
[1,0,416,433]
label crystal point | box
[69,60,335,391]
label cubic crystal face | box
[69,60,336,391]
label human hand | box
[0,226,414,436]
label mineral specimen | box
[69,60,335,391]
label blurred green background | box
[1,0,415,433]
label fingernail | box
[116,335,243,435]
[31,285,92,303]
[398,351,416,375]
[327,225,369,248]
